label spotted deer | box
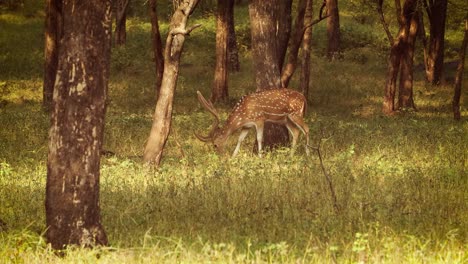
[195,88,310,157]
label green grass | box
[1,6,467,263]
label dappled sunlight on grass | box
[1,9,467,263]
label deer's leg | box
[287,115,310,156]
[255,122,264,157]
[286,123,300,156]
[232,129,250,157]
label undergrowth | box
[0,5,467,264]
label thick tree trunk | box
[43,0,62,111]
[143,0,200,166]
[248,0,282,89]
[227,0,240,72]
[424,0,447,85]
[453,20,467,120]
[149,0,164,93]
[211,0,230,103]
[248,0,289,151]
[326,0,341,60]
[300,0,313,99]
[46,0,112,250]
[114,0,129,46]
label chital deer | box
[195,88,310,157]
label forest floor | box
[0,5,467,263]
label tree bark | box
[114,0,129,46]
[143,0,200,166]
[382,0,418,114]
[248,0,289,151]
[275,0,293,70]
[326,0,341,60]
[397,7,418,109]
[211,0,230,103]
[300,0,313,100]
[248,0,282,89]
[452,20,467,120]
[43,0,62,111]
[149,0,164,93]
[424,0,447,85]
[46,0,112,250]
[281,0,308,88]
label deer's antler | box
[195,91,220,141]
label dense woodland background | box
[0,0,467,262]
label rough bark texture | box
[46,0,112,250]
[114,0,129,46]
[149,0,164,93]
[424,0,447,85]
[143,0,200,166]
[326,0,341,60]
[248,0,282,89]
[382,0,418,114]
[452,20,467,120]
[248,0,289,151]
[300,0,313,99]
[43,0,62,111]
[211,0,230,103]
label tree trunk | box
[211,0,230,103]
[453,20,467,120]
[43,0,62,111]
[382,0,418,115]
[300,0,313,100]
[275,0,293,71]
[424,0,447,85]
[248,0,282,89]
[143,0,200,166]
[227,0,240,72]
[281,0,307,88]
[46,0,112,250]
[115,0,129,46]
[397,8,418,109]
[249,0,289,151]
[149,0,164,93]
[326,0,341,60]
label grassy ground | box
[1,4,467,263]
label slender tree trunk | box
[211,0,230,103]
[300,0,313,100]
[227,0,240,72]
[397,9,418,109]
[453,20,467,120]
[281,0,307,88]
[326,0,341,60]
[149,0,164,93]
[143,0,200,166]
[43,0,62,111]
[424,0,447,85]
[376,0,394,46]
[46,0,112,250]
[249,0,288,151]
[115,0,129,46]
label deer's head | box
[194,91,229,154]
